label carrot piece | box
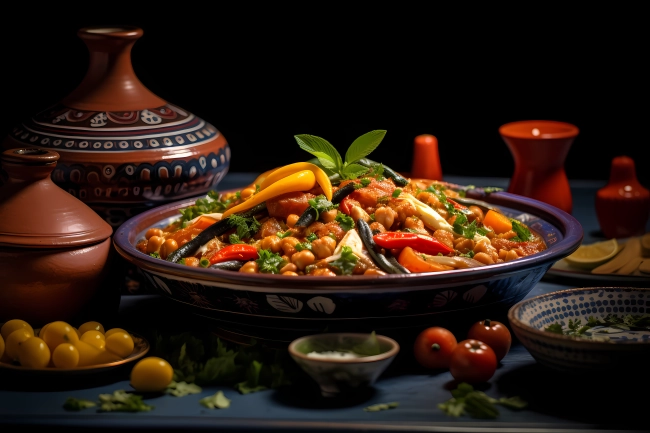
[483,209,512,234]
[397,246,451,273]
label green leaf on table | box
[234,360,268,395]
[440,382,527,419]
[166,381,202,397]
[63,397,97,411]
[498,396,529,409]
[199,391,231,409]
[364,401,399,412]
[98,390,154,412]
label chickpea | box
[433,229,454,250]
[374,207,397,230]
[311,268,337,277]
[390,200,417,225]
[320,209,338,223]
[473,252,495,265]
[350,205,371,223]
[136,239,148,254]
[454,237,474,254]
[239,261,259,273]
[503,249,520,262]
[363,268,387,276]
[146,236,164,254]
[498,230,517,240]
[311,236,336,259]
[416,191,441,208]
[184,257,200,267]
[260,235,283,253]
[280,263,298,274]
[145,228,163,240]
[403,216,426,233]
[368,222,386,233]
[286,214,300,228]
[292,250,316,270]
[159,238,179,260]
[281,237,300,257]
[467,205,485,224]
[305,222,325,237]
[281,271,299,276]
[239,187,256,199]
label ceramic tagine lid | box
[0,148,113,247]
[1,26,230,228]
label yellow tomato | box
[75,340,120,367]
[52,343,80,368]
[78,321,105,335]
[130,357,174,393]
[17,336,51,368]
[105,331,134,358]
[1,319,34,340]
[0,333,5,361]
[105,328,128,338]
[81,330,106,350]
[4,329,33,362]
[42,321,79,352]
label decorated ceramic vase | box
[1,26,230,228]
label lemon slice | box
[563,238,621,270]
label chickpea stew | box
[136,131,547,277]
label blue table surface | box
[1,174,649,433]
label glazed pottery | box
[508,287,650,373]
[499,120,578,214]
[288,333,400,397]
[0,148,121,327]
[595,156,650,239]
[410,134,443,180]
[112,186,583,344]
[1,26,230,228]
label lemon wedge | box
[564,238,621,270]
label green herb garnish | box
[166,381,202,397]
[392,188,402,198]
[306,233,318,242]
[307,194,337,220]
[63,398,97,411]
[438,383,527,419]
[199,391,231,409]
[277,230,292,239]
[335,213,355,231]
[98,390,154,412]
[178,191,232,226]
[255,249,286,274]
[295,130,386,181]
[329,246,358,275]
[227,214,261,240]
[364,402,399,412]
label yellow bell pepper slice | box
[222,170,316,218]
[259,162,332,201]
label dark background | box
[1,9,646,186]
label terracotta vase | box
[0,148,121,327]
[410,134,443,180]
[499,120,578,214]
[1,26,230,228]
[595,156,650,239]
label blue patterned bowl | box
[113,189,583,344]
[508,287,650,372]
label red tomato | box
[449,339,497,383]
[412,326,458,370]
[467,319,512,361]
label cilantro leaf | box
[329,246,358,275]
[227,214,261,239]
[256,249,286,274]
[98,390,153,412]
[510,219,532,242]
[335,213,355,231]
[308,195,337,220]
[166,381,202,397]
[199,391,231,409]
[63,397,97,411]
[364,401,399,412]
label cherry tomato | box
[78,321,105,335]
[81,330,106,350]
[105,331,134,358]
[130,356,174,393]
[17,336,51,368]
[449,339,497,383]
[52,343,80,368]
[4,329,33,362]
[42,321,79,352]
[1,319,34,340]
[467,319,512,361]
[412,326,458,369]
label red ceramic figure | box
[595,156,650,239]
[499,120,578,214]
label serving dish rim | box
[113,188,584,290]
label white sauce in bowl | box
[306,351,363,360]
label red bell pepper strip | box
[446,198,467,210]
[372,232,454,255]
[209,244,259,265]
[338,196,355,215]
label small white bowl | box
[508,287,650,373]
[288,333,400,397]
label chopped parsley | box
[229,234,245,244]
[306,233,318,242]
[149,251,161,259]
[439,383,527,419]
[510,219,532,242]
[255,249,286,274]
[227,214,261,240]
[178,190,233,226]
[277,230,292,239]
[308,194,337,220]
[545,314,650,338]
[329,246,358,275]
[392,188,402,198]
[335,213,355,231]
[294,242,312,252]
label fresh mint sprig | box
[294,130,386,180]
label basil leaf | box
[294,134,342,172]
[345,130,386,164]
[342,163,369,180]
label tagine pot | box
[1,26,230,228]
[0,148,122,327]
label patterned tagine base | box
[3,102,229,228]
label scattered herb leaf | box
[199,391,231,409]
[63,398,97,411]
[364,402,399,412]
